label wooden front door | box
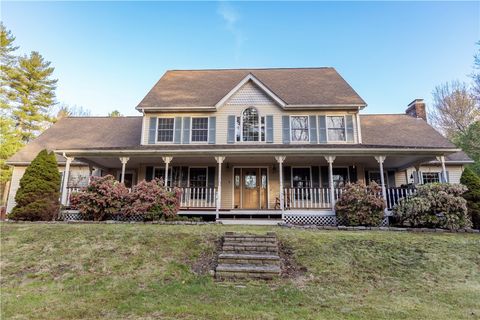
[234,168,268,209]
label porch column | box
[437,156,448,183]
[324,156,336,210]
[119,157,129,184]
[275,156,286,219]
[375,156,388,205]
[215,156,225,220]
[61,155,75,205]
[162,156,173,187]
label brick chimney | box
[405,99,427,121]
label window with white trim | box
[191,117,208,142]
[189,168,207,188]
[327,116,346,142]
[422,172,440,184]
[291,116,309,142]
[236,107,266,142]
[157,118,174,142]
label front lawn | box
[1,224,479,319]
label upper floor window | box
[236,107,265,142]
[327,116,346,142]
[157,118,174,142]
[191,117,208,142]
[291,116,309,142]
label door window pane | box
[327,116,346,141]
[191,118,208,142]
[291,116,309,142]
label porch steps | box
[215,232,281,280]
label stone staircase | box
[215,232,281,280]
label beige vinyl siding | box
[6,165,90,213]
[395,164,465,186]
[142,107,360,145]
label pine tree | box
[9,51,58,142]
[108,110,123,117]
[0,23,19,114]
[10,150,61,221]
[460,167,480,229]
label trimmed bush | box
[124,179,180,220]
[70,175,129,221]
[460,167,480,229]
[335,182,386,226]
[10,150,61,221]
[393,183,470,230]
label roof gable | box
[218,74,285,107]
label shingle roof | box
[8,114,462,164]
[360,114,456,148]
[7,117,142,164]
[136,68,366,110]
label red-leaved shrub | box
[124,179,180,220]
[70,175,129,221]
[335,182,386,226]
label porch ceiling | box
[74,154,436,170]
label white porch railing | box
[283,188,343,209]
[178,187,217,208]
[64,187,217,209]
[284,187,416,210]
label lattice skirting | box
[59,211,145,222]
[285,214,390,227]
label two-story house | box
[6,68,473,224]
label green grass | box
[1,224,479,320]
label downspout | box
[356,107,363,144]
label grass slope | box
[1,224,479,320]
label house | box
[5,68,473,224]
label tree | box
[460,167,480,229]
[472,41,480,104]
[430,81,480,140]
[55,103,91,120]
[10,150,61,221]
[0,23,18,114]
[8,51,58,142]
[108,110,123,117]
[454,121,480,175]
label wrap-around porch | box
[59,150,451,223]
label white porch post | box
[215,156,225,220]
[275,156,286,219]
[61,155,75,205]
[119,157,129,184]
[324,156,336,210]
[437,156,448,183]
[162,156,173,187]
[375,155,388,207]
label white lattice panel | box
[285,214,337,226]
[226,81,275,105]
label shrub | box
[70,175,129,221]
[335,182,386,226]
[393,183,471,230]
[124,179,180,220]
[460,167,480,229]
[10,150,61,221]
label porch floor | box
[217,219,283,225]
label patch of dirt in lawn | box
[191,235,222,276]
[278,240,307,279]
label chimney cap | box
[407,98,425,107]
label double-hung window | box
[291,116,309,142]
[422,172,440,184]
[191,117,208,142]
[157,118,174,142]
[327,116,346,142]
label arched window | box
[242,107,259,141]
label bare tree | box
[472,41,480,104]
[430,81,480,139]
[55,103,91,120]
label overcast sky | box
[2,1,479,116]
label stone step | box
[223,237,277,243]
[222,247,278,254]
[215,264,281,280]
[223,241,278,248]
[218,253,280,266]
